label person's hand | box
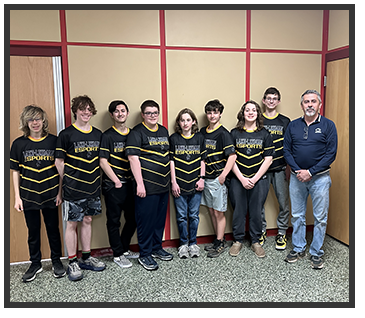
[295,169,312,182]
[171,182,181,198]
[136,183,146,198]
[195,178,205,192]
[14,197,23,212]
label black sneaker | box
[259,231,267,246]
[138,256,158,270]
[52,260,66,278]
[152,248,173,261]
[285,250,306,263]
[22,262,42,282]
[204,238,218,251]
[207,240,226,258]
[275,234,287,250]
[310,255,324,269]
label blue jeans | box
[174,192,202,246]
[289,171,332,257]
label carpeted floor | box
[7,233,350,304]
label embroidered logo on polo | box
[315,128,322,134]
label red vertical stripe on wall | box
[245,10,251,101]
[321,10,330,115]
[159,10,171,241]
[59,10,72,127]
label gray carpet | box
[7,233,350,304]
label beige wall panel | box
[166,49,245,238]
[251,10,323,50]
[251,52,321,228]
[328,10,349,50]
[165,10,246,48]
[10,10,60,42]
[67,45,161,249]
[66,10,160,45]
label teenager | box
[170,108,206,258]
[99,100,139,269]
[55,95,105,281]
[10,105,65,282]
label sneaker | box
[310,255,324,269]
[204,238,218,251]
[207,240,226,258]
[251,242,265,258]
[259,231,267,246]
[275,234,287,250]
[114,255,132,268]
[138,256,158,270]
[188,244,200,258]
[178,245,189,259]
[52,260,66,278]
[67,262,83,281]
[123,250,140,259]
[22,263,42,282]
[285,250,306,263]
[229,241,242,257]
[78,256,106,271]
[152,248,173,261]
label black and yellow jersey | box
[10,134,59,210]
[126,122,170,195]
[263,113,290,172]
[169,132,206,195]
[55,124,102,201]
[99,126,132,190]
[231,127,274,178]
[200,124,235,179]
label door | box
[10,55,64,262]
[325,57,349,245]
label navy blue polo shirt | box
[283,115,338,176]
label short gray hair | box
[301,89,322,104]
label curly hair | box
[71,95,97,120]
[235,100,264,132]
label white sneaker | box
[188,244,200,258]
[178,245,189,259]
[114,255,132,268]
[123,250,140,259]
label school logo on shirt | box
[147,137,169,150]
[113,142,125,153]
[74,141,100,158]
[23,149,55,167]
[236,138,263,150]
[206,139,217,150]
[264,125,284,135]
[175,145,201,160]
[315,128,322,134]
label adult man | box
[55,95,105,281]
[126,100,172,271]
[283,89,337,269]
[99,100,139,269]
[260,87,291,250]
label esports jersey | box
[55,124,102,201]
[231,127,274,178]
[263,113,290,172]
[169,132,207,195]
[99,126,132,192]
[125,122,170,195]
[10,134,59,210]
[200,124,235,179]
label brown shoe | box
[251,242,265,258]
[229,241,242,256]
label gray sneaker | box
[188,244,200,258]
[123,250,140,259]
[78,256,106,271]
[67,262,83,281]
[178,245,189,259]
[114,255,132,268]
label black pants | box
[228,176,270,244]
[23,207,63,264]
[104,182,137,257]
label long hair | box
[174,108,199,134]
[235,100,264,132]
[19,105,49,137]
[71,95,97,120]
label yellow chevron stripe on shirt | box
[176,176,199,184]
[236,159,264,169]
[140,157,170,167]
[19,164,56,173]
[207,151,223,157]
[206,158,227,166]
[64,173,101,184]
[141,167,170,178]
[236,151,262,160]
[109,163,130,172]
[66,153,99,164]
[110,154,128,162]
[20,183,59,195]
[20,173,58,184]
[175,166,201,175]
[64,163,100,174]
[173,156,201,165]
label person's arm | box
[12,170,23,212]
[128,155,146,198]
[170,160,180,197]
[100,157,122,188]
[249,156,273,185]
[218,153,237,185]
[195,160,205,191]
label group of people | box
[10,87,338,283]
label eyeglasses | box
[28,118,42,123]
[303,126,308,139]
[144,111,159,117]
[266,98,278,102]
